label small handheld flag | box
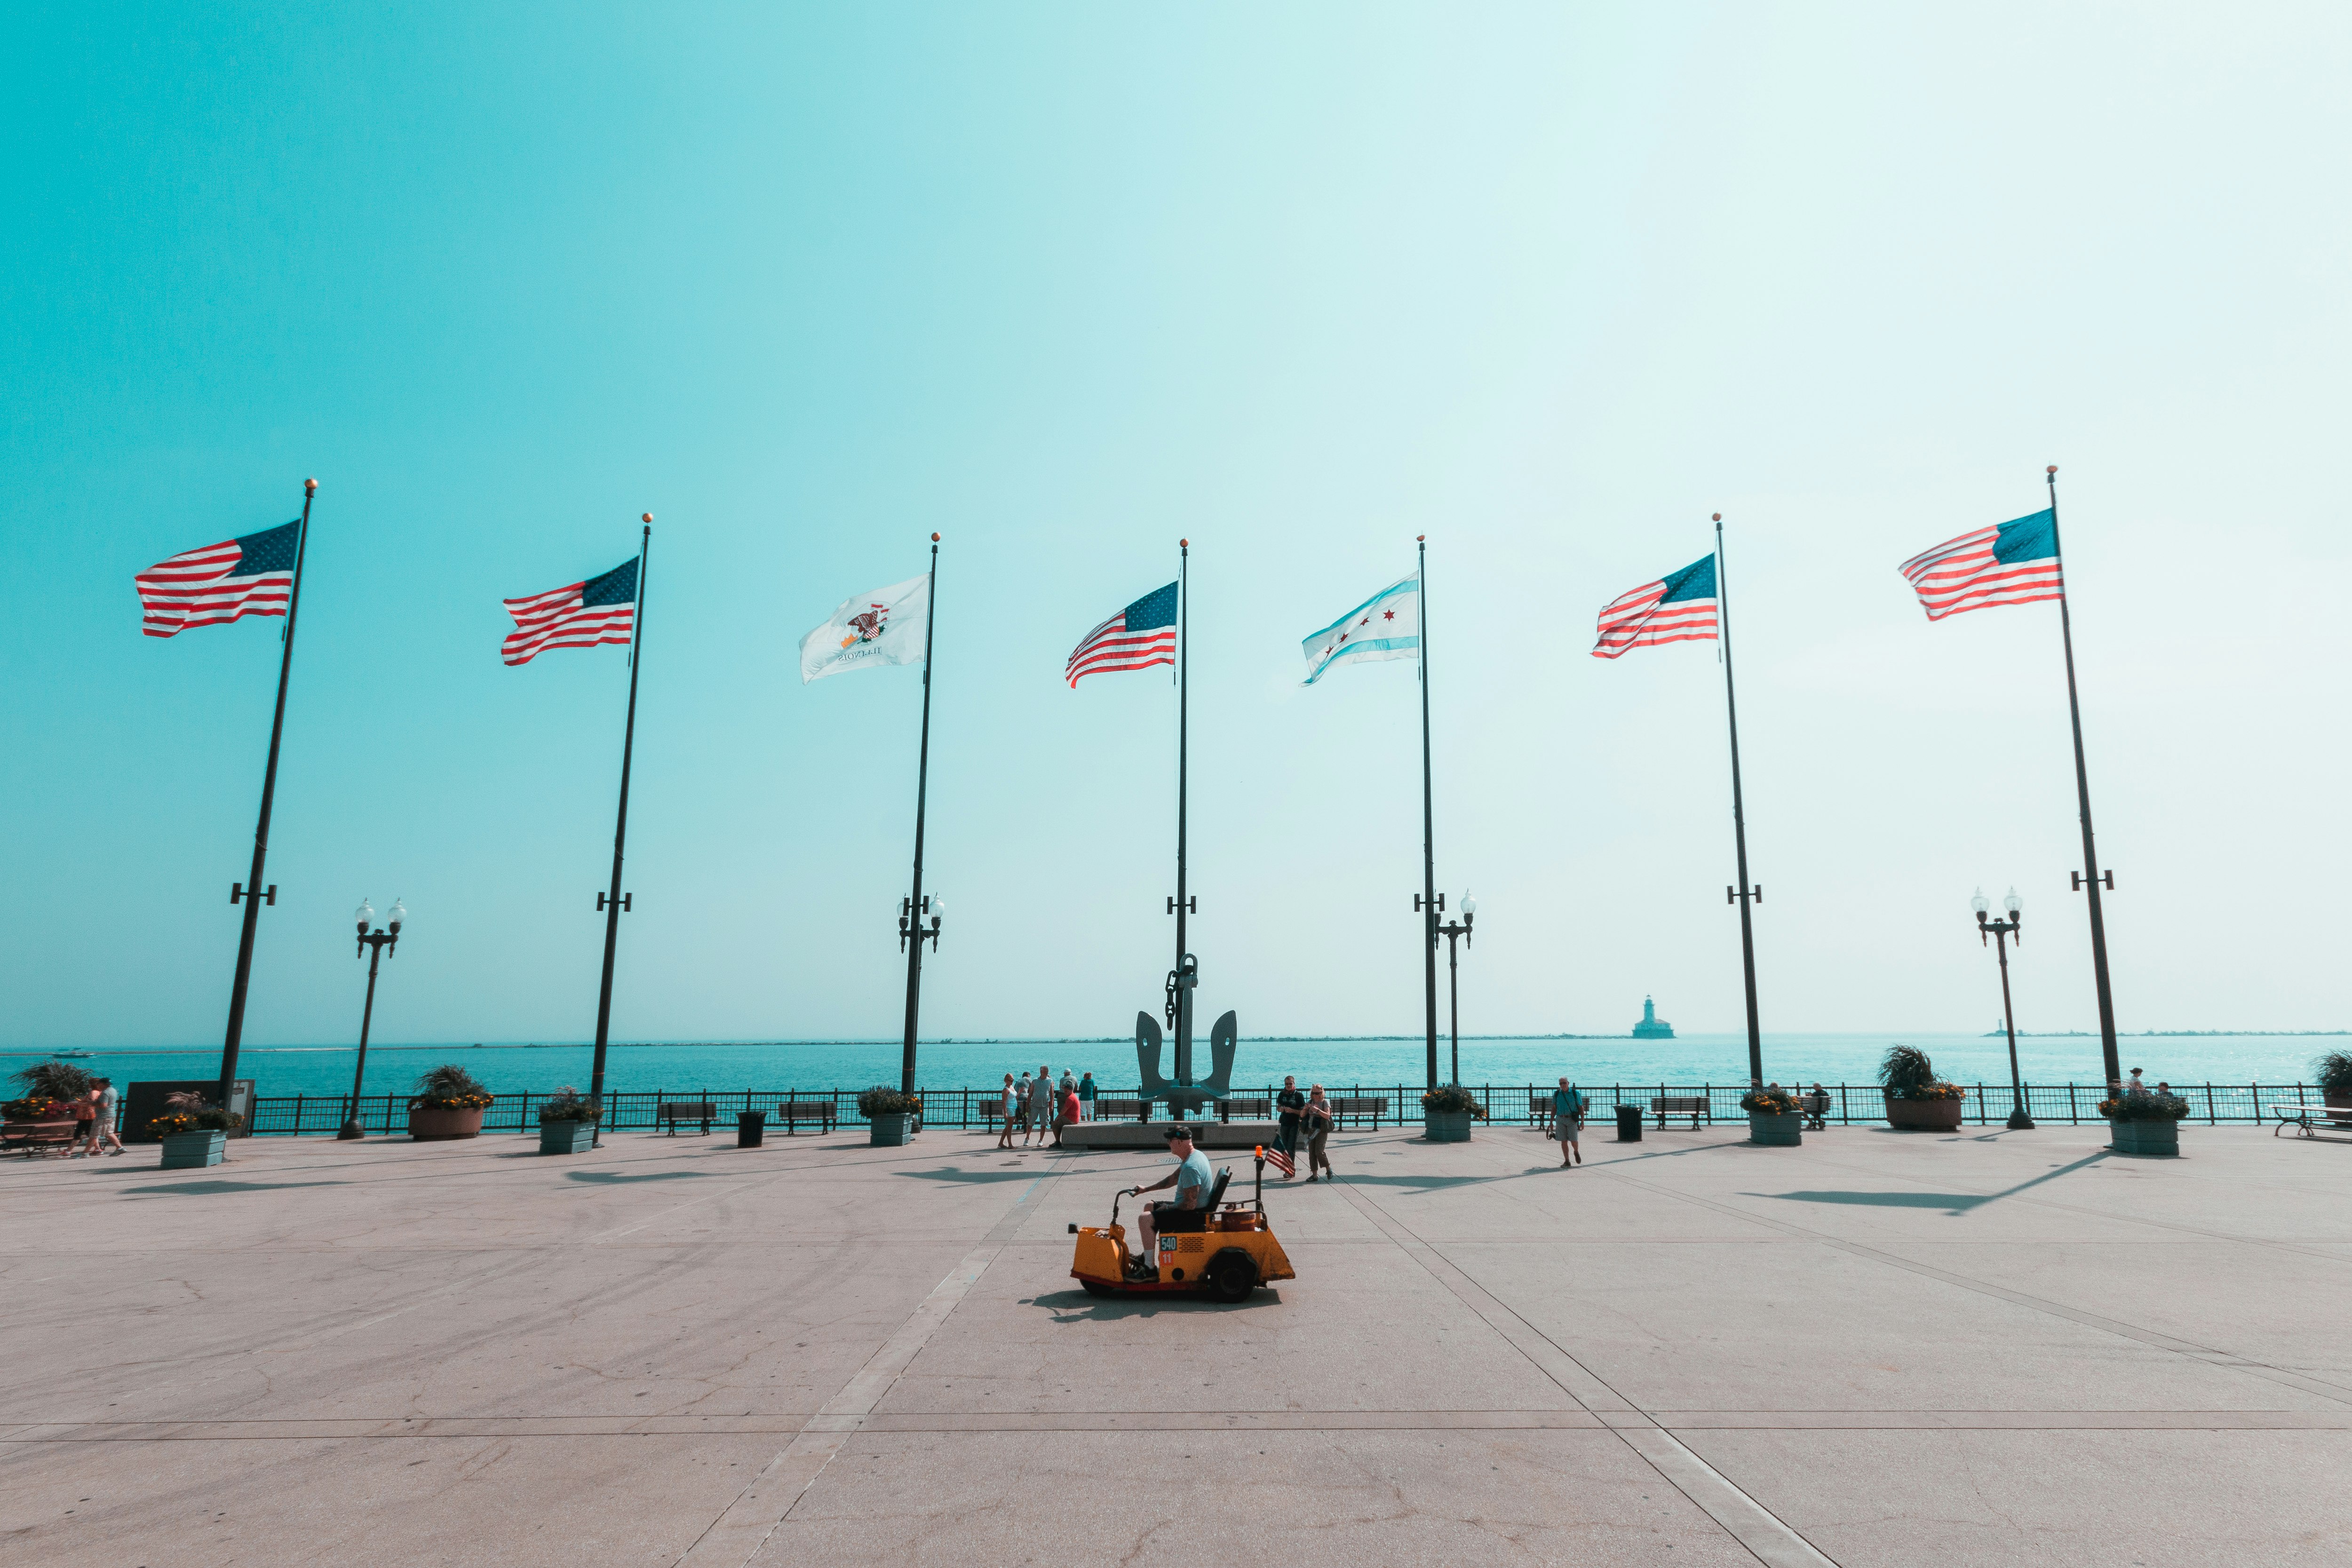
[1066,581,1177,686]
[1261,1143,1294,1178]
[502,559,638,666]
[1591,555,1717,658]
[135,521,299,637]
[1300,576,1418,685]
[1898,509,2063,621]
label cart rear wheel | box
[1081,1279,1117,1297]
[1207,1254,1256,1303]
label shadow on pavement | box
[1750,1149,2113,1217]
[565,1169,716,1184]
[1033,1287,1283,1320]
[894,1165,1059,1184]
[119,1179,350,1196]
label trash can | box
[1614,1105,1643,1142]
[737,1110,766,1148]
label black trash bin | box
[737,1110,767,1148]
[1614,1105,1643,1142]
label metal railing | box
[222,1081,2342,1136]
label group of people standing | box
[995,1065,1096,1148]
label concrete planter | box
[2107,1117,2180,1157]
[408,1105,485,1141]
[868,1112,914,1146]
[539,1119,597,1154]
[1423,1110,1473,1142]
[1747,1112,1803,1146]
[1884,1095,1965,1132]
[160,1130,227,1169]
[2326,1088,2352,1111]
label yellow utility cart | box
[1068,1148,1295,1302]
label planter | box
[1884,1095,1965,1132]
[867,1111,913,1147]
[1747,1112,1803,1146]
[539,1119,597,1155]
[408,1105,485,1141]
[1423,1109,1473,1142]
[160,1130,227,1170]
[2107,1117,2180,1157]
[2325,1088,2352,1112]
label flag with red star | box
[1300,576,1418,685]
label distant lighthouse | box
[1631,995,1675,1039]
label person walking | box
[86,1078,123,1156]
[1552,1077,1586,1167]
[1029,1066,1054,1147]
[998,1074,1019,1149]
[1077,1071,1096,1120]
[1303,1084,1334,1181]
[1274,1075,1306,1175]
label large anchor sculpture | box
[1135,953,1235,1116]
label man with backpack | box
[1553,1077,1586,1167]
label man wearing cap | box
[1126,1125,1214,1276]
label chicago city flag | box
[135,520,299,637]
[1591,554,1718,658]
[1899,509,2064,621]
[1300,577,1418,685]
[800,573,930,683]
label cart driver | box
[1126,1125,1213,1273]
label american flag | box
[1591,553,1717,658]
[503,557,639,666]
[135,520,300,638]
[1259,1144,1294,1177]
[1066,581,1177,686]
[1899,509,2063,621]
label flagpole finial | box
[931,532,941,542]
[1416,534,1425,542]
[2047,465,2058,476]
[305,478,317,493]
[1179,538,1188,548]
[1712,512,1722,522]
[642,513,652,524]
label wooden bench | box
[1650,1095,1711,1130]
[1096,1098,1149,1122]
[1216,1097,1270,1122]
[1328,1096,1388,1130]
[657,1101,719,1136]
[2,1119,81,1157]
[2270,1103,2352,1141]
[776,1099,836,1135]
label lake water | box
[7,1032,2341,1099]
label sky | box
[5,3,2348,1054]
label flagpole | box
[1172,540,1192,1086]
[589,516,652,1143]
[2046,466,2121,1088]
[1417,536,1438,1090]
[898,534,943,1094]
[1715,513,1764,1087]
[217,477,318,1114]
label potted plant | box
[2098,1087,2189,1156]
[148,1090,242,1169]
[1879,1045,1967,1131]
[408,1065,492,1140]
[2316,1050,2352,1113]
[858,1086,920,1146]
[537,1086,599,1154]
[1741,1084,1803,1146]
[1420,1083,1484,1142]
[5,1063,92,1153]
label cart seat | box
[1155,1167,1233,1233]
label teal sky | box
[5,4,2347,1058]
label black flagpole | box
[1172,540,1192,1085]
[1418,536,1439,1090]
[2046,466,2121,1087]
[898,534,943,1094]
[218,476,318,1114]
[589,515,652,1144]
[1715,513,1764,1087]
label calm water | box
[7,1033,2341,1099]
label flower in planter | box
[856,1086,921,1117]
[1740,1085,1800,1115]
[538,1087,601,1124]
[3,1095,64,1122]
[1420,1084,1486,1116]
[411,1064,493,1110]
[1877,1045,1965,1101]
[2098,1091,2191,1122]
[145,1089,241,1139]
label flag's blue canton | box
[1992,509,2058,565]
[580,559,639,607]
[1123,581,1177,630]
[1657,555,1716,603]
[232,520,301,577]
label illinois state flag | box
[800,574,930,683]
[1300,577,1418,685]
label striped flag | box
[502,558,638,666]
[1300,576,1418,685]
[1899,509,2064,621]
[1591,554,1717,658]
[1066,581,1177,687]
[134,521,299,638]
[1258,1144,1293,1177]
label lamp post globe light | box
[1973,885,2031,1131]
[340,897,406,1140]
[1434,891,1476,1085]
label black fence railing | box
[211,1081,2344,1137]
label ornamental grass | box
[1878,1044,1965,1101]
[412,1064,493,1110]
[537,1086,600,1123]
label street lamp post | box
[1434,891,1476,1085]
[898,891,944,1049]
[1973,887,2030,1130]
[340,898,406,1139]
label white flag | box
[800,573,930,684]
[1300,576,1419,685]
